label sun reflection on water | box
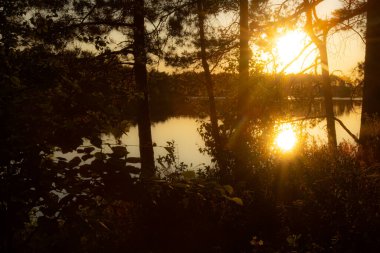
[275,123,297,152]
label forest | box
[1,0,379,252]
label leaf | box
[68,157,81,167]
[10,76,21,86]
[173,183,190,189]
[164,146,174,153]
[125,165,140,174]
[83,147,95,154]
[98,221,111,231]
[90,137,102,148]
[126,157,141,163]
[223,185,234,195]
[182,170,196,180]
[229,197,243,206]
[106,157,126,170]
[110,146,127,158]
[94,152,106,160]
[81,154,93,161]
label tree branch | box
[279,41,313,73]
[281,115,360,144]
[326,2,367,32]
[66,21,134,30]
[334,117,360,144]
[80,4,97,24]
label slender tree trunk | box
[304,0,337,148]
[196,0,228,181]
[360,0,380,161]
[232,0,251,182]
[133,0,155,179]
[319,39,337,148]
[238,0,250,120]
[1,2,13,251]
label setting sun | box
[275,31,317,73]
[275,124,297,152]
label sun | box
[275,124,297,152]
[275,30,317,73]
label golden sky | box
[270,0,365,76]
[74,0,365,77]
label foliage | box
[1,47,134,162]
[156,140,189,178]
[274,143,380,252]
[7,140,379,253]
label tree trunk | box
[238,0,250,120]
[196,0,228,181]
[133,0,155,179]
[319,40,337,148]
[304,0,337,148]
[360,0,380,161]
[232,0,251,182]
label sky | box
[269,0,366,76]
[317,0,365,76]
[211,0,366,76]
[74,0,366,77]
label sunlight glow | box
[275,31,317,73]
[275,124,297,152]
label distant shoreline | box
[287,96,363,101]
[187,96,363,101]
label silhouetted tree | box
[265,0,366,148]
[231,0,252,182]
[360,0,380,161]
[133,0,155,178]
[1,0,168,178]
[196,0,229,180]
[303,0,337,148]
[165,0,238,180]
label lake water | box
[102,100,362,167]
[102,117,212,168]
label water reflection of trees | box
[283,99,361,118]
[147,72,362,123]
[147,98,362,126]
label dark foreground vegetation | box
[3,141,380,253]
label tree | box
[55,0,159,177]
[196,0,229,180]
[1,1,166,249]
[360,0,380,161]
[227,0,270,182]
[263,0,366,148]
[238,0,250,121]
[303,0,337,148]
[133,0,155,178]
[165,0,238,180]
[232,0,252,182]
[65,0,160,178]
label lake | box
[102,99,363,167]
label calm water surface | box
[102,101,362,167]
[103,117,211,168]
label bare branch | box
[66,21,134,30]
[326,2,367,32]
[334,117,360,143]
[279,40,313,73]
[281,115,360,144]
[80,4,97,24]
